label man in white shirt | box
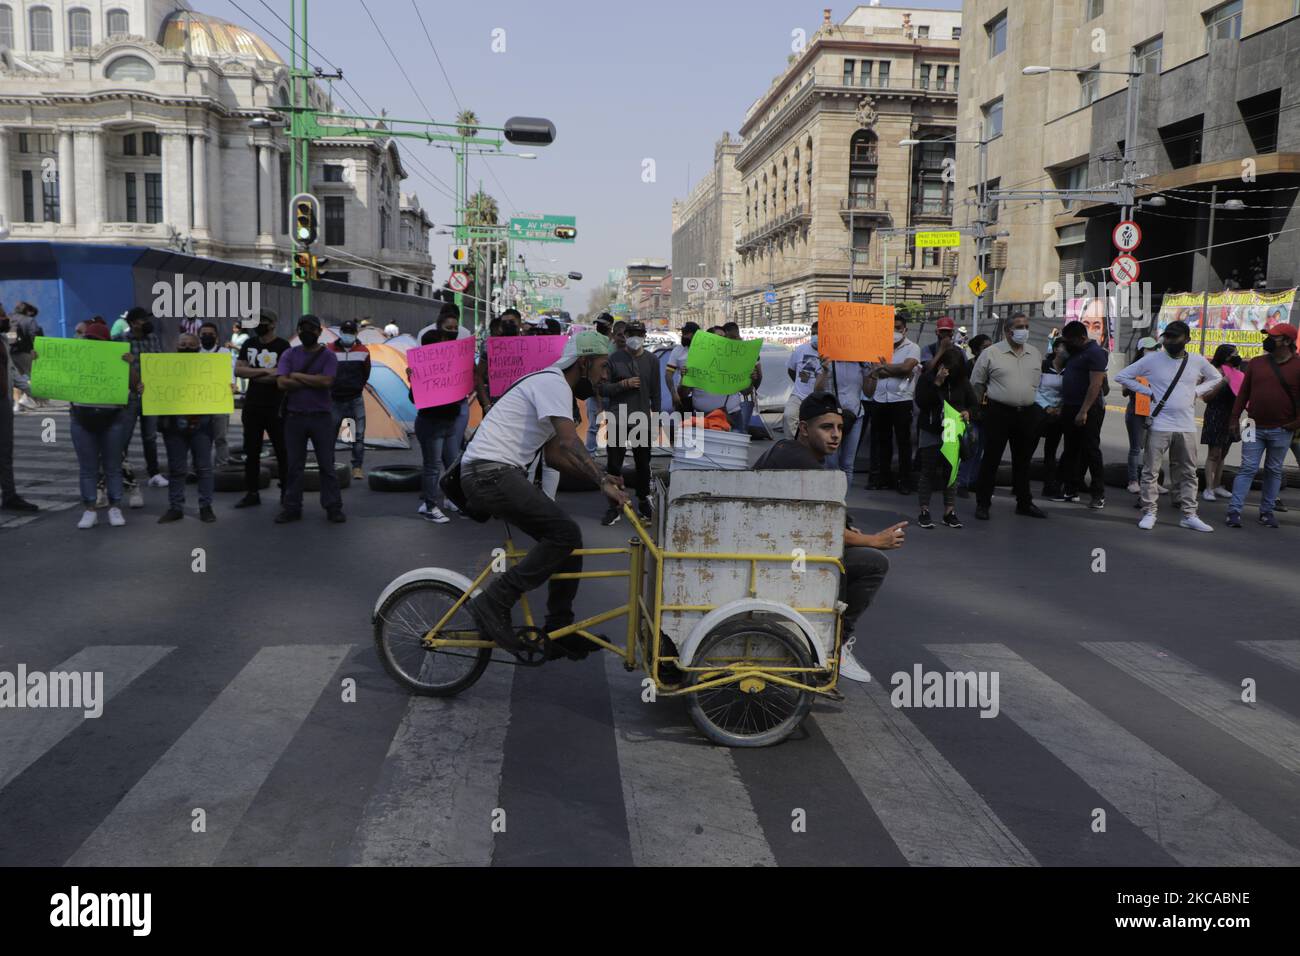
[867,315,921,494]
[664,321,699,414]
[1114,320,1220,532]
[463,332,630,660]
[784,321,824,438]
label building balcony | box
[839,195,892,222]
[850,147,879,166]
[912,199,953,219]
[735,202,812,252]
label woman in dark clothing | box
[409,322,463,524]
[914,343,976,529]
[1200,343,1240,501]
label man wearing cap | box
[586,313,614,453]
[600,320,660,525]
[329,319,373,481]
[1115,321,1219,532]
[665,321,700,417]
[275,314,343,524]
[464,331,629,662]
[0,304,38,513]
[920,317,957,368]
[754,391,907,684]
[234,312,292,508]
[1226,323,1300,528]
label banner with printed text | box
[1156,289,1296,359]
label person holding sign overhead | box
[156,333,218,524]
[408,318,467,525]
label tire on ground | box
[303,461,353,492]
[366,464,422,493]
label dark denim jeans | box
[70,407,130,505]
[283,411,342,514]
[463,459,583,630]
[842,547,890,636]
[122,398,161,477]
[415,414,456,508]
[1061,402,1106,498]
[162,423,215,509]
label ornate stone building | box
[670,133,742,329]
[0,0,432,294]
[732,5,961,326]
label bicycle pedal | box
[511,626,552,667]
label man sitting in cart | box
[464,331,630,661]
[753,391,907,683]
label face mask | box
[1164,340,1187,356]
[627,336,644,351]
[810,335,818,348]
[1011,329,1029,345]
[257,324,272,338]
[299,331,320,347]
[200,335,218,350]
[1262,337,1278,354]
[178,347,200,354]
[894,331,906,344]
[136,321,154,336]
[339,334,356,346]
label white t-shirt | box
[666,344,689,388]
[874,338,921,403]
[691,389,741,415]
[1114,351,1221,434]
[462,367,574,468]
[787,343,824,402]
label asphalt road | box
[2,405,1299,866]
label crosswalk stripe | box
[1239,640,1300,676]
[67,644,349,866]
[815,679,1037,867]
[602,654,775,867]
[1084,642,1300,774]
[351,663,515,867]
[0,646,173,791]
[928,643,1300,866]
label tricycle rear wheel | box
[685,618,813,747]
[374,581,492,696]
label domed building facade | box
[0,1,433,294]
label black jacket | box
[915,368,976,435]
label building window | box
[851,130,878,165]
[1159,115,1203,168]
[952,27,962,40]
[68,8,91,48]
[29,6,53,52]
[877,60,890,87]
[842,58,855,85]
[917,64,930,89]
[21,170,33,222]
[858,60,872,85]
[379,207,389,249]
[105,55,155,81]
[1133,35,1162,74]
[917,25,929,38]
[954,66,960,90]
[144,173,162,223]
[323,163,344,183]
[987,10,1007,58]
[124,172,137,222]
[0,6,12,48]
[923,246,941,268]
[122,133,136,156]
[983,97,1004,139]
[142,131,160,156]
[1084,0,1103,21]
[42,175,59,222]
[325,196,345,245]
[1080,67,1100,107]
[1057,162,1088,210]
[936,65,948,90]
[106,7,129,36]
[1205,1,1242,42]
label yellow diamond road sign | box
[915,230,961,248]
[969,276,988,297]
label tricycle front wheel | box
[685,619,814,747]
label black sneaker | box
[234,493,261,509]
[157,507,184,524]
[1274,498,1288,513]
[917,509,935,529]
[274,510,302,524]
[637,497,652,520]
[0,496,39,514]
[942,512,963,529]
[1089,496,1106,510]
[1015,503,1049,519]
[1048,490,1078,503]
[467,592,528,657]
[327,509,347,524]
[199,506,216,523]
[601,505,621,526]
[975,504,990,520]
[544,633,597,661]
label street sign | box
[508,214,577,243]
[448,271,471,293]
[764,291,777,305]
[449,245,469,266]
[1112,220,1142,252]
[915,230,961,248]
[1110,254,1140,287]
[701,277,718,293]
[536,275,550,288]
[683,277,719,293]
[968,276,988,297]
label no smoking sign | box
[1110,255,1140,287]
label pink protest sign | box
[407,337,475,409]
[1221,364,1245,396]
[488,335,566,395]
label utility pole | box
[289,0,312,315]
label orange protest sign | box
[817,301,895,362]
[1135,376,1152,416]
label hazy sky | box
[211,0,962,311]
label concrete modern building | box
[670,133,742,329]
[0,0,433,294]
[623,259,671,328]
[731,5,961,327]
[954,0,1300,315]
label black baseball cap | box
[340,319,358,334]
[800,391,843,422]
[1162,320,1190,338]
[681,321,700,335]
[298,314,323,330]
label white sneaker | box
[443,499,460,514]
[107,507,126,527]
[128,488,144,509]
[838,637,871,684]
[16,394,37,411]
[77,510,98,530]
[1180,515,1214,533]
[147,474,169,488]
[1126,481,1140,494]
[95,487,108,509]
[1138,512,1157,530]
[426,507,451,524]
[1201,488,1217,502]
[417,501,430,515]
[1157,484,1170,494]
[1214,487,1233,499]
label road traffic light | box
[553,226,577,240]
[293,251,319,282]
[291,193,319,246]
